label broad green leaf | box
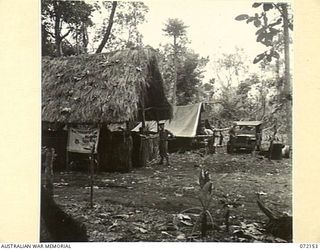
[272,51,280,59]
[266,55,272,62]
[201,181,213,194]
[263,3,274,11]
[255,27,265,35]
[254,19,261,28]
[253,53,265,64]
[256,32,265,43]
[269,27,280,35]
[269,20,282,27]
[288,23,293,31]
[235,14,249,21]
[246,17,255,23]
[261,39,272,47]
[263,13,268,25]
[252,3,262,8]
[265,32,275,42]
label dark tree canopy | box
[41,0,95,57]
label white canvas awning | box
[132,103,203,137]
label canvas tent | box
[42,47,172,172]
[132,103,215,152]
[132,103,204,137]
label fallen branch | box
[256,194,292,241]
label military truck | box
[227,121,262,153]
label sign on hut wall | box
[67,128,100,154]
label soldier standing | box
[158,122,173,166]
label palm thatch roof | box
[42,47,172,124]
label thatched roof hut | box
[42,47,172,124]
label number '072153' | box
[300,244,318,248]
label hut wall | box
[41,129,68,171]
[132,133,159,168]
[42,126,159,172]
[98,127,133,172]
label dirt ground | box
[50,147,292,242]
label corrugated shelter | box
[42,47,172,172]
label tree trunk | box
[82,22,89,53]
[259,85,266,121]
[172,35,178,105]
[53,2,71,57]
[282,3,292,147]
[96,1,118,54]
[54,17,62,56]
[52,1,63,57]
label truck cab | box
[227,121,262,153]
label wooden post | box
[211,133,215,154]
[96,124,101,173]
[45,148,55,198]
[126,121,133,170]
[89,143,95,208]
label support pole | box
[45,148,55,198]
[89,143,95,208]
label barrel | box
[271,143,283,160]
